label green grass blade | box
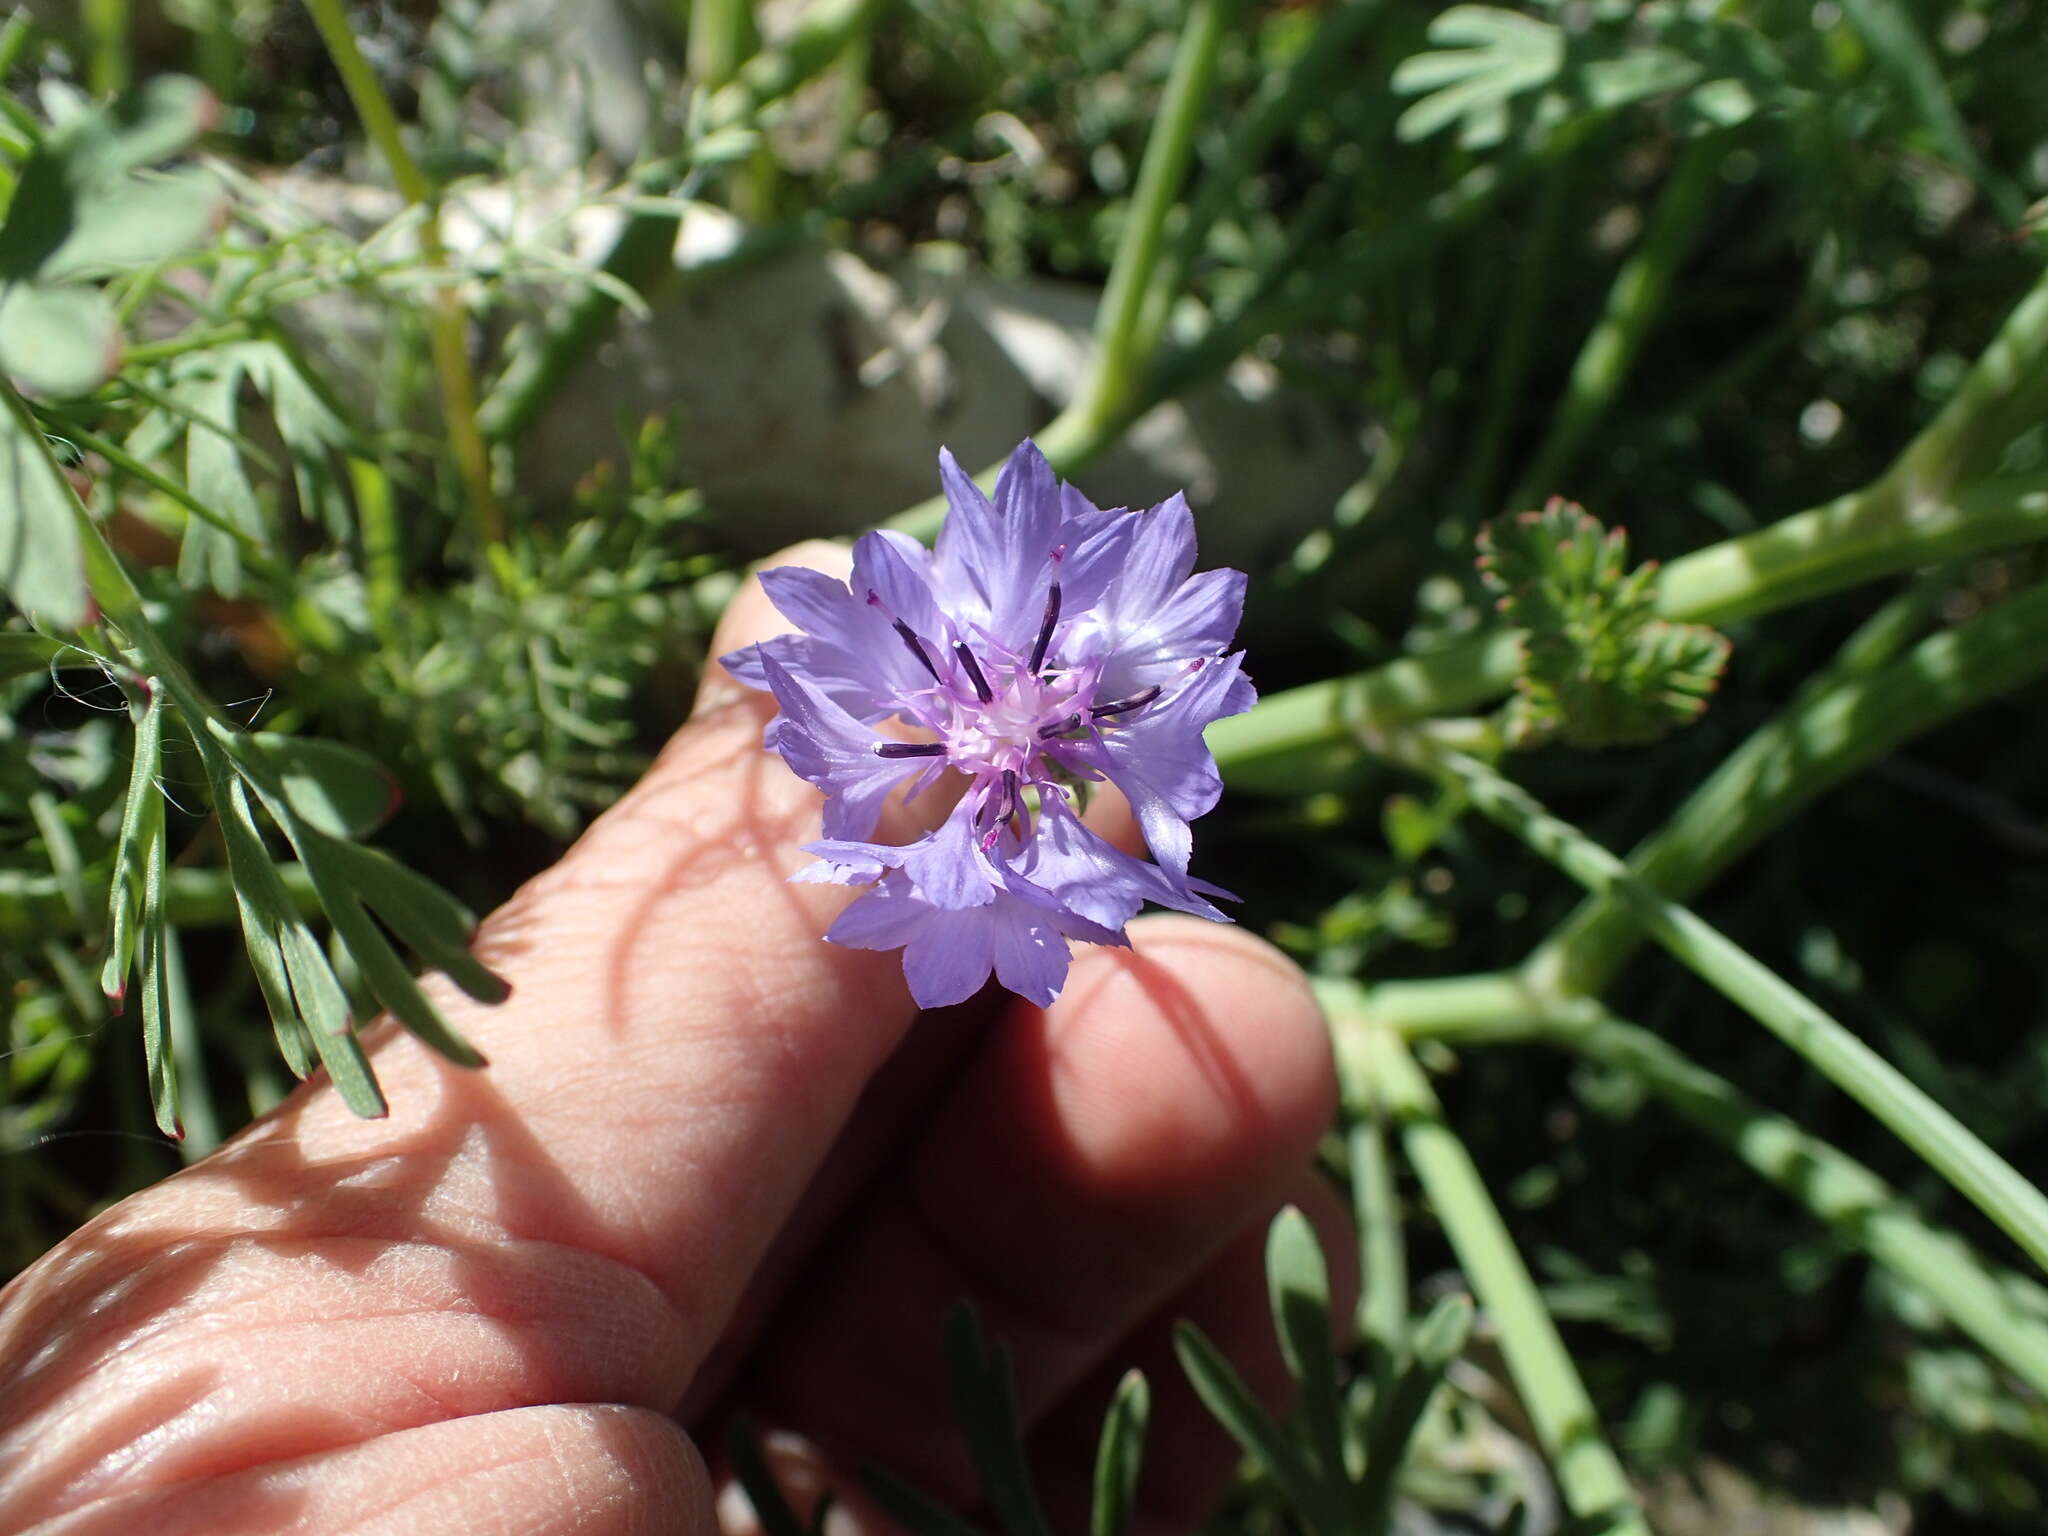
[1540,1010,2048,1400]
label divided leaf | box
[0,76,221,398]
[1477,499,1732,749]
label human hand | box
[0,544,1350,1536]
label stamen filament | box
[954,643,994,703]
[1090,685,1162,720]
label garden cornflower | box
[721,440,1253,1007]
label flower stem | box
[1379,731,2048,1276]
[1528,566,2048,997]
[1395,998,2048,1399]
[299,0,505,552]
[1212,469,2048,778]
[1327,995,1649,1535]
[1058,0,1235,446]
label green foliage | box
[0,77,221,396]
[5,0,2048,1528]
[1478,499,1732,749]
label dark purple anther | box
[891,618,942,682]
[873,741,948,758]
[1037,713,1082,739]
[1090,685,1162,720]
[954,642,993,703]
[1029,582,1062,675]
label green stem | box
[81,0,131,96]
[1214,470,2048,774]
[1064,0,1234,440]
[1396,1001,2048,1400]
[1527,565,2048,997]
[1206,631,1523,780]
[1509,136,1722,508]
[1385,733,2048,1276]
[1659,470,2048,627]
[299,0,505,551]
[1330,999,1648,1534]
[689,0,753,92]
[1131,0,1387,365]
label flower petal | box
[1020,797,1229,928]
[1077,652,1255,872]
[932,441,1063,651]
[755,652,913,840]
[988,907,1072,1006]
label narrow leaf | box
[942,1305,1055,1536]
[101,686,164,1005]
[207,767,316,1080]
[1173,1321,1333,1528]
[1266,1207,1349,1488]
[861,1467,991,1536]
[137,770,180,1138]
[726,1420,812,1536]
[1355,1294,1473,1525]
[1089,1370,1149,1536]
[321,835,507,1004]
[0,631,66,681]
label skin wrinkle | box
[6,1281,646,1517]
[23,1407,710,1536]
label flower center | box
[946,663,1089,779]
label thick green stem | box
[1509,136,1722,509]
[1394,1001,2048,1399]
[1215,470,2048,775]
[1528,568,2048,996]
[1207,632,1523,781]
[1329,998,1649,1535]
[1384,734,2048,1276]
[1064,0,1234,440]
[300,0,505,551]
[1659,470,2048,627]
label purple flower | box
[721,440,1252,1008]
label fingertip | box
[695,540,856,714]
[1057,914,1338,1174]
